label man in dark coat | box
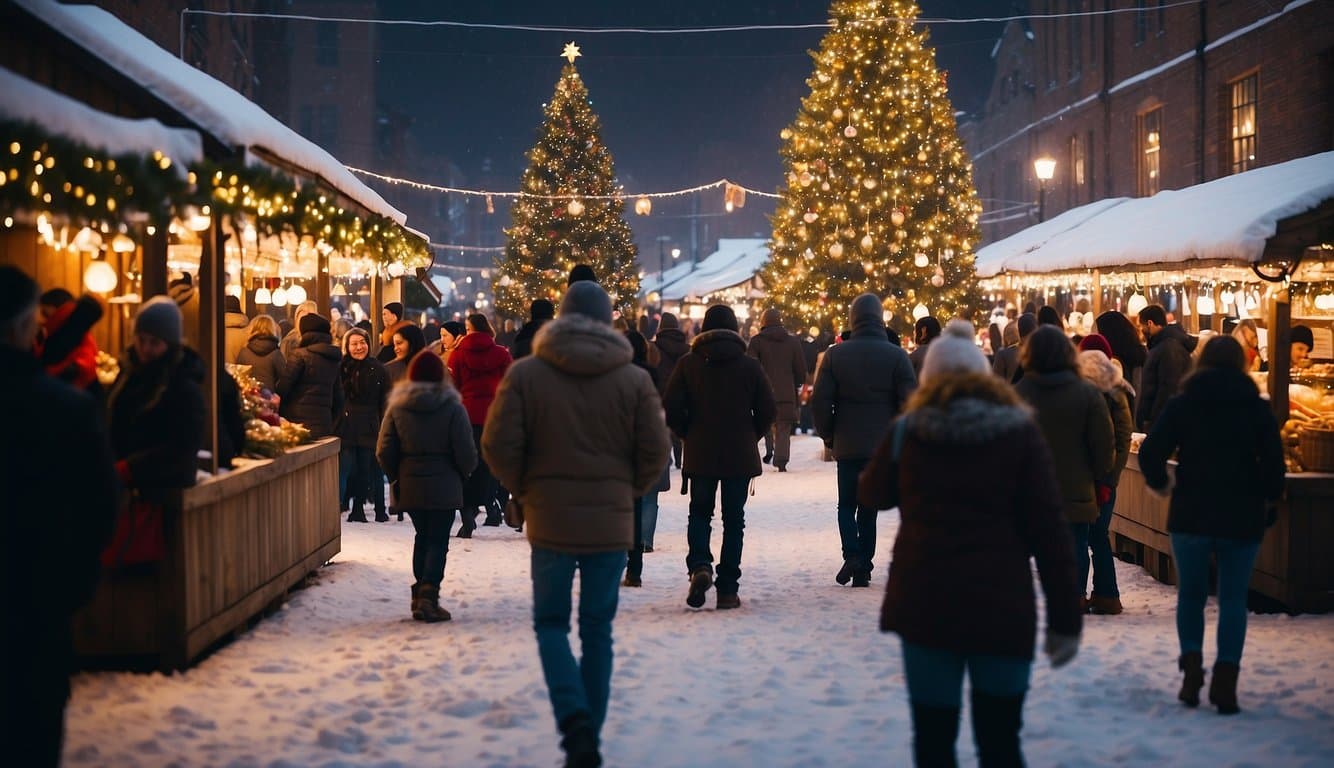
[1,267,118,768]
[908,316,942,376]
[747,308,808,471]
[511,299,555,360]
[1136,304,1197,431]
[653,312,691,468]
[811,293,917,586]
[663,305,777,610]
[276,313,344,438]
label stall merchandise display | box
[228,364,310,457]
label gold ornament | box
[634,196,652,215]
[567,199,585,216]
[799,171,814,187]
[860,234,874,253]
[890,208,906,226]
[832,108,844,120]
[863,178,877,189]
[844,125,857,138]
[803,211,819,223]
[914,251,930,267]
[829,242,844,258]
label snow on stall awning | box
[974,197,1129,277]
[979,152,1334,276]
[14,0,405,225]
[658,239,769,302]
[0,66,202,170]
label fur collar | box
[904,372,1032,445]
[533,313,632,376]
[387,380,462,412]
[1077,350,1136,398]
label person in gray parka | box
[811,293,917,587]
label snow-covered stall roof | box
[983,152,1334,276]
[658,238,769,302]
[639,258,696,297]
[13,0,406,225]
[0,66,202,170]
[974,197,1129,277]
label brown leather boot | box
[1209,662,1240,715]
[1178,652,1205,707]
[1088,595,1123,615]
[412,583,452,623]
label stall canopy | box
[0,67,202,168]
[645,238,770,302]
[977,152,1334,276]
[13,0,406,224]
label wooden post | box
[1268,287,1292,425]
[1092,269,1103,315]
[142,224,169,299]
[316,248,330,316]
[197,223,223,474]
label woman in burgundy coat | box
[448,313,512,535]
[859,320,1083,767]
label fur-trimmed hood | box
[1077,349,1135,398]
[903,372,1032,446]
[534,313,632,377]
[690,328,747,365]
[387,379,463,412]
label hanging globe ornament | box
[567,199,585,216]
[832,108,844,120]
[888,264,901,275]
[914,251,930,268]
[780,128,793,140]
[844,125,857,138]
[890,208,906,227]
[889,243,902,254]
[860,234,875,253]
[917,150,928,162]
[799,171,814,187]
[803,211,819,223]
[821,182,831,191]
[829,242,844,258]
[931,265,945,288]
[895,229,908,241]
[803,248,815,260]
[863,178,878,189]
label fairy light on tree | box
[762,0,983,332]
[496,42,640,317]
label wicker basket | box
[1298,427,1334,473]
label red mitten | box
[1096,483,1112,506]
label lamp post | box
[656,235,672,310]
[1033,156,1056,223]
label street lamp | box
[1033,156,1057,222]
[656,235,672,310]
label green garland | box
[0,118,429,269]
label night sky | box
[369,0,1004,254]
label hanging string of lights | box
[345,166,781,203]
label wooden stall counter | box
[1110,453,1334,614]
[73,437,341,671]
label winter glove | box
[1096,483,1113,506]
[1044,632,1080,669]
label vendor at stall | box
[1290,325,1314,367]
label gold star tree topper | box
[562,42,582,63]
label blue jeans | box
[531,547,627,735]
[407,509,454,586]
[1171,532,1260,664]
[836,458,878,572]
[640,491,660,550]
[1089,489,1119,597]
[1070,522,1091,597]
[338,445,377,509]
[686,476,749,594]
[901,642,1031,708]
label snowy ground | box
[64,435,1334,767]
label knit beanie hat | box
[850,293,884,328]
[224,295,242,314]
[559,281,613,324]
[134,295,183,345]
[658,312,680,331]
[408,349,447,382]
[761,308,783,327]
[299,313,331,335]
[920,319,988,384]
[383,301,404,321]
[702,304,738,333]
[1291,324,1315,349]
[1077,333,1114,359]
[529,298,555,321]
[441,320,465,338]
[567,264,597,286]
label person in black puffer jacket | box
[663,305,776,610]
[1138,335,1285,716]
[235,314,286,392]
[653,312,690,468]
[276,313,343,438]
[337,327,391,522]
[510,299,554,361]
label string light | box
[346,166,781,203]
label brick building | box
[964,0,1334,245]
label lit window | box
[1230,74,1258,174]
[1138,108,1162,196]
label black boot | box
[836,560,856,585]
[970,689,1025,768]
[1209,661,1241,715]
[910,702,960,767]
[347,505,368,523]
[1178,651,1205,707]
[483,500,503,526]
[559,711,601,768]
[850,570,871,588]
[458,511,476,538]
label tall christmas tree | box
[762,0,983,333]
[496,43,639,317]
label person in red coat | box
[448,313,512,534]
[35,289,102,394]
[859,320,1082,767]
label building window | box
[1230,74,1258,174]
[1069,1,1083,80]
[1087,129,1096,191]
[316,21,338,67]
[1069,133,1086,203]
[1138,108,1162,196]
[1135,0,1148,45]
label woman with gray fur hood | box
[377,350,477,623]
[1076,334,1135,615]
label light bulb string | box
[346,166,782,201]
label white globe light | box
[270,287,288,307]
[83,260,118,293]
[1196,295,1216,316]
[254,287,272,305]
[286,283,307,305]
[387,262,406,278]
[912,303,929,320]
[225,283,243,299]
[1126,292,1148,316]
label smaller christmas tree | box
[496,43,640,317]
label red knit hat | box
[408,350,446,383]
[1078,333,1113,359]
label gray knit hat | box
[559,281,613,324]
[134,296,183,345]
[920,319,988,383]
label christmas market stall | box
[640,238,770,327]
[976,151,1334,612]
[1,0,428,669]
